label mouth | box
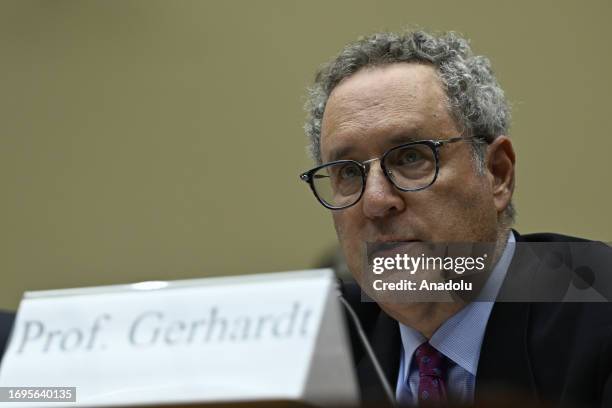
[366,239,422,262]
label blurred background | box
[1,0,610,309]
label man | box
[300,30,612,407]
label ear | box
[485,136,516,216]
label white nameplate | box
[0,269,358,407]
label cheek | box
[427,172,497,240]
[332,211,358,247]
[332,210,365,275]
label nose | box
[361,163,405,219]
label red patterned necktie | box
[415,342,448,407]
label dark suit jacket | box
[342,232,612,407]
[0,311,15,365]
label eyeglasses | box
[299,136,481,210]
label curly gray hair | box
[304,29,515,221]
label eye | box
[397,148,424,165]
[337,163,361,180]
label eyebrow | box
[387,134,420,146]
[327,145,355,162]
[326,133,420,163]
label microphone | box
[335,281,397,407]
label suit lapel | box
[475,231,539,403]
[476,301,538,402]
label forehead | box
[320,63,457,160]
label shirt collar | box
[399,232,516,376]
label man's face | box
[320,63,500,287]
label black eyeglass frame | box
[299,136,482,210]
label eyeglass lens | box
[310,143,437,208]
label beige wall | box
[1,0,610,309]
